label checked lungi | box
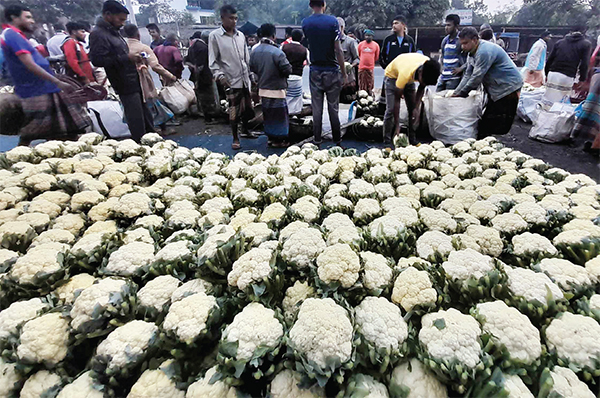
[574,72,600,149]
[358,69,375,95]
[226,87,253,123]
[20,91,90,143]
[262,97,289,140]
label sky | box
[483,0,523,13]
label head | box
[309,0,326,13]
[123,23,140,40]
[364,29,374,43]
[4,4,35,32]
[190,31,203,43]
[541,30,551,43]
[66,22,87,41]
[459,27,480,53]
[445,14,460,36]
[291,29,303,43]
[78,21,92,33]
[165,32,179,46]
[285,27,293,39]
[201,30,210,43]
[146,23,160,40]
[259,23,276,41]
[102,0,129,29]
[417,59,441,86]
[220,5,238,31]
[247,35,257,46]
[337,17,345,34]
[572,25,586,34]
[392,15,406,35]
[53,23,65,33]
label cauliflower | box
[419,208,457,233]
[240,222,274,247]
[442,249,495,291]
[9,242,66,285]
[17,312,70,366]
[162,292,218,344]
[20,370,62,398]
[316,243,361,288]
[322,213,355,232]
[511,232,558,261]
[465,225,504,257]
[389,359,447,398]
[538,258,593,293]
[33,229,75,247]
[200,197,233,215]
[474,301,542,365]
[185,366,238,398]
[70,190,105,212]
[291,196,321,223]
[127,361,184,398]
[137,275,181,313]
[104,242,155,276]
[392,267,437,312]
[545,312,600,371]
[289,298,353,373]
[542,366,595,398]
[0,220,36,252]
[228,247,275,290]
[281,228,326,268]
[504,265,564,310]
[491,213,528,235]
[468,200,498,221]
[282,281,315,324]
[0,358,19,397]
[511,202,547,225]
[0,298,49,340]
[259,203,287,225]
[53,273,96,305]
[360,251,393,293]
[419,308,482,373]
[348,179,376,200]
[113,192,152,219]
[269,369,324,398]
[324,195,354,214]
[354,198,382,224]
[416,231,453,262]
[345,374,389,398]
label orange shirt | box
[358,40,380,70]
[63,38,95,82]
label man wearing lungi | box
[357,29,380,95]
[250,23,293,148]
[1,4,90,146]
[209,4,255,150]
[452,27,523,139]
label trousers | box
[121,91,154,142]
[309,68,343,144]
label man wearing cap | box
[90,0,154,142]
[186,31,219,123]
[357,29,380,95]
[523,31,552,88]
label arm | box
[147,49,175,83]
[412,84,425,123]
[350,39,359,67]
[375,43,380,66]
[335,40,347,83]
[17,52,73,92]
[63,40,88,82]
[172,47,184,78]
[277,51,293,78]
[578,42,592,81]
[379,37,389,69]
[208,34,226,85]
[527,42,542,71]
[545,45,557,76]
[89,32,129,68]
[439,37,446,67]
[453,50,492,97]
[453,57,473,95]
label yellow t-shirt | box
[384,53,430,89]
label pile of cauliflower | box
[0,132,599,397]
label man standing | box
[437,14,465,92]
[46,23,68,57]
[383,53,440,146]
[522,31,551,88]
[185,31,220,123]
[452,27,523,138]
[337,18,359,67]
[282,29,309,77]
[543,26,592,108]
[357,29,379,95]
[302,0,347,146]
[154,33,184,80]
[281,27,293,49]
[1,4,89,145]
[209,5,254,150]
[90,0,154,142]
[146,24,165,50]
[250,23,293,148]
[379,15,416,69]
[62,22,95,84]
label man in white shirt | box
[46,23,68,57]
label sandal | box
[231,142,241,150]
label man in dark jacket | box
[282,29,308,77]
[542,26,592,108]
[250,23,293,147]
[89,0,153,142]
[379,15,416,69]
[185,31,219,123]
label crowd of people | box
[1,0,599,153]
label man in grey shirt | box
[209,4,254,150]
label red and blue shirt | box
[1,26,60,98]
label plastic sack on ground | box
[174,79,197,104]
[87,101,131,139]
[159,83,190,115]
[528,102,576,143]
[517,86,545,123]
[424,88,483,145]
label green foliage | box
[0,0,104,24]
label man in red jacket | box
[62,21,95,84]
[153,32,183,80]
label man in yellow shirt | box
[383,52,440,146]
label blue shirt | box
[0,26,60,98]
[302,14,340,70]
[455,41,523,102]
[440,34,465,81]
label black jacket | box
[283,42,308,77]
[546,33,592,79]
[185,39,212,85]
[379,34,416,69]
[89,20,140,95]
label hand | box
[528,70,535,75]
[82,78,90,85]
[451,67,462,76]
[128,53,142,64]
[218,75,230,88]
[342,73,348,86]
[450,92,462,98]
[56,81,75,93]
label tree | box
[0,0,104,24]
[512,0,590,26]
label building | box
[185,0,216,24]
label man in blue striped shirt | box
[436,14,466,92]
